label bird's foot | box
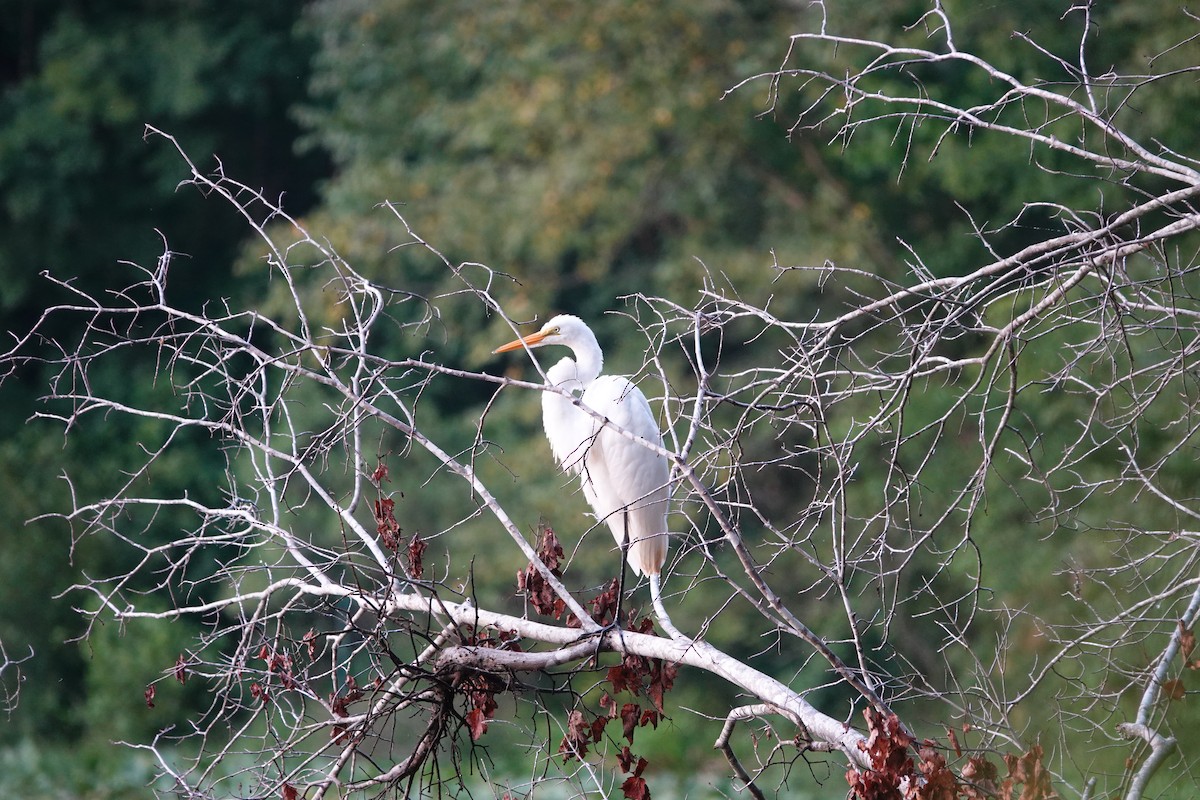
[577,618,627,664]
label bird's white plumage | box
[494,315,669,576]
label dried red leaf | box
[845,768,860,792]
[558,709,591,760]
[470,690,499,719]
[847,709,916,799]
[518,570,555,616]
[518,525,568,618]
[621,774,651,800]
[282,783,298,800]
[916,745,957,800]
[602,649,676,722]
[1001,744,1059,800]
[607,662,639,695]
[174,654,188,685]
[303,628,318,659]
[647,660,677,714]
[374,498,401,551]
[453,666,504,746]
[251,682,268,704]
[331,676,365,718]
[943,727,961,758]
[371,462,389,483]
[144,684,156,708]
[640,709,660,730]
[407,532,427,579]
[591,715,609,742]
[537,524,565,572]
[1180,621,1196,662]
[466,707,489,741]
[961,755,1000,800]
[591,579,619,627]
[1162,678,1186,701]
[620,702,640,743]
[257,647,296,691]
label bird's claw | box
[578,618,627,663]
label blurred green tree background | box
[2,0,1198,796]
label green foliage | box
[0,738,162,800]
[297,0,867,328]
[0,0,328,760]
[80,610,204,747]
[0,1,326,321]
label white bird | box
[493,314,669,577]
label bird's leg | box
[612,517,630,646]
[596,519,631,660]
[578,514,631,663]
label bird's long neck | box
[567,338,603,388]
[541,332,602,465]
[541,336,602,468]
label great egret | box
[493,314,669,578]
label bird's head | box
[492,314,589,354]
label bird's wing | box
[581,376,670,575]
[541,358,591,473]
[583,375,662,445]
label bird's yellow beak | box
[493,330,548,354]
